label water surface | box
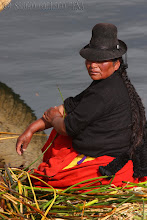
[0,0,147,119]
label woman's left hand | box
[42,107,62,124]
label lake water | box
[0,0,147,119]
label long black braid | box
[118,58,146,158]
[99,57,147,178]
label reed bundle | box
[0,165,146,220]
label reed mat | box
[0,166,146,220]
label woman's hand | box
[42,107,62,124]
[56,104,66,117]
[16,129,33,155]
[16,105,67,156]
[43,107,67,135]
[16,118,51,156]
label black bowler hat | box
[80,23,127,61]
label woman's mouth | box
[89,70,100,75]
[90,72,98,75]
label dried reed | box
[0,166,146,220]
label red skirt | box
[32,129,147,189]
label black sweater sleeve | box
[64,84,93,114]
[64,89,105,137]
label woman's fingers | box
[16,140,24,155]
[22,143,28,151]
[43,107,61,123]
[56,105,64,116]
[16,140,29,155]
[16,130,33,155]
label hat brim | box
[79,39,127,61]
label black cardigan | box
[64,70,132,158]
[64,70,147,178]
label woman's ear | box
[114,60,120,71]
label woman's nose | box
[90,62,98,68]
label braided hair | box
[117,58,146,158]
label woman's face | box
[85,59,120,80]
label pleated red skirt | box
[32,129,147,189]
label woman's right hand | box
[16,117,51,156]
[16,129,33,155]
[16,106,65,155]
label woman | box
[16,23,147,188]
